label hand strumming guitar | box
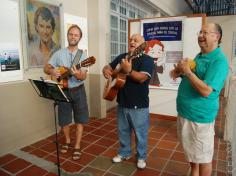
[102,65,113,79]
[44,64,61,78]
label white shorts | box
[177,116,215,163]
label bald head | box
[129,34,145,52]
[131,34,145,42]
[198,23,222,53]
[205,23,222,45]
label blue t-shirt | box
[177,47,229,123]
[49,48,86,88]
[110,53,154,108]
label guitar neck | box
[59,56,96,80]
[127,51,144,61]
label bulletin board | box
[129,14,206,90]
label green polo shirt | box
[177,47,228,123]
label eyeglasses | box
[197,30,218,36]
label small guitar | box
[51,56,96,88]
[103,42,147,101]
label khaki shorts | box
[177,116,215,163]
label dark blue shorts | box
[58,84,89,127]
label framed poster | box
[141,17,186,90]
[26,0,61,68]
[0,0,23,82]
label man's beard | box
[68,40,79,47]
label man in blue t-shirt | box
[170,23,228,176]
[102,34,154,169]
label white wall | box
[0,0,88,156]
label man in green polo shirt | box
[170,23,229,176]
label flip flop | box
[60,143,70,153]
[72,148,82,160]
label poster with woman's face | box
[26,0,61,68]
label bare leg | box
[190,162,199,176]
[74,123,83,149]
[62,125,70,144]
[199,162,212,176]
[60,125,71,153]
[72,123,83,160]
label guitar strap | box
[71,49,83,67]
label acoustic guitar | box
[51,56,96,88]
[103,42,147,101]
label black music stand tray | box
[29,79,71,176]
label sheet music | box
[29,79,71,103]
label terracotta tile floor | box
[0,105,229,176]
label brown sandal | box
[72,148,82,160]
[60,143,70,153]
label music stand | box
[29,79,71,176]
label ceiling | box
[185,0,236,16]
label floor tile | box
[15,165,48,176]
[148,138,159,146]
[110,162,136,176]
[149,148,173,159]
[101,124,117,132]
[88,121,104,127]
[95,138,117,147]
[20,146,36,153]
[80,166,105,176]
[162,134,178,142]
[146,156,167,171]
[83,125,97,133]
[61,160,82,173]
[170,151,187,163]
[44,154,65,164]
[92,129,110,137]
[0,154,17,166]
[31,139,50,148]
[103,172,120,176]
[2,158,31,174]
[89,156,113,170]
[44,173,58,176]
[101,148,117,158]
[0,169,11,176]
[40,143,57,153]
[30,148,49,158]
[157,140,178,150]
[163,160,190,175]
[132,167,161,176]
[104,132,119,140]
[82,134,101,143]
[148,131,164,140]
[83,144,107,155]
